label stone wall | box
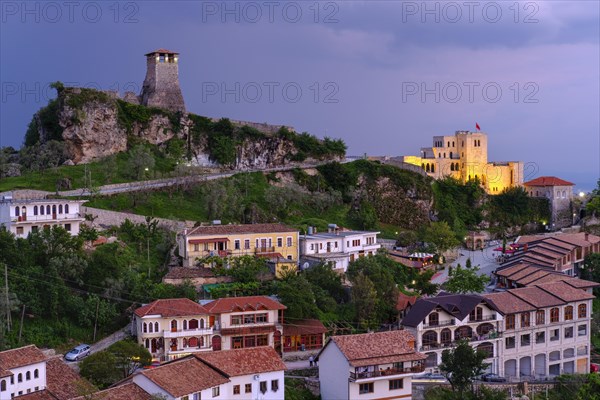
[81,206,194,232]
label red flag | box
[476,123,481,131]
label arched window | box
[46,205,51,214]
[441,328,452,346]
[200,336,205,347]
[34,369,38,379]
[564,306,573,321]
[145,339,150,348]
[143,322,147,333]
[171,320,177,332]
[189,319,199,330]
[33,206,38,215]
[550,307,559,323]
[26,371,30,380]
[428,312,439,326]
[188,337,198,347]
[449,151,453,159]
[431,164,435,173]
[21,206,26,216]
[40,205,45,215]
[65,204,69,214]
[155,322,159,332]
[447,141,450,147]
[454,326,473,340]
[1,379,5,391]
[455,163,459,171]
[148,323,153,333]
[426,164,430,173]
[183,320,188,330]
[422,331,437,346]
[52,205,56,215]
[578,304,587,318]
[15,206,19,216]
[59,205,63,214]
[183,338,188,348]
[200,319,205,329]
[18,373,22,383]
[450,164,454,171]
[422,163,425,170]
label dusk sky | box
[1,1,599,191]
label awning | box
[189,237,230,245]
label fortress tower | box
[140,49,186,113]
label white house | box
[300,225,380,272]
[0,193,85,238]
[132,347,286,400]
[317,330,426,400]
[0,345,47,399]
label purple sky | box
[1,1,599,191]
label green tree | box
[581,253,600,297]
[126,145,155,180]
[108,339,152,378]
[304,263,347,303]
[408,269,439,296]
[544,374,600,400]
[420,222,460,254]
[79,351,121,389]
[444,265,489,294]
[350,272,378,329]
[276,275,319,320]
[439,340,488,396]
[349,200,378,230]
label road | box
[65,326,130,370]
[432,243,502,289]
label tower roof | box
[145,48,179,56]
[524,176,574,187]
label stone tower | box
[140,49,186,113]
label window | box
[18,374,22,383]
[277,237,283,247]
[550,307,559,323]
[550,329,560,341]
[256,313,268,323]
[428,312,439,326]
[40,205,44,215]
[287,237,293,247]
[64,224,71,232]
[1,380,5,391]
[257,335,268,346]
[565,327,574,338]
[26,371,31,380]
[505,314,515,330]
[33,206,38,215]
[245,384,252,393]
[244,239,250,249]
[182,396,189,400]
[231,315,242,325]
[244,336,256,348]
[65,204,69,214]
[232,337,243,349]
[389,379,404,390]
[193,394,200,400]
[46,205,50,214]
[578,304,587,318]
[16,227,23,235]
[271,379,279,392]
[521,334,530,346]
[233,385,240,395]
[565,306,573,321]
[234,240,240,250]
[359,383,374,394]
[536,332,545,344]
[521,312,530,328]
[244,314,255,324]
[31,226,38,233]
[212,386,220,397]
[536,310,545,325]
[260,381,267,394]
[505,336,515,349]
[578,324,587,336]
[155,322,159,332]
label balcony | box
[468,315,497,323]
[12,213,80,223]
[255,246,275,253]
[349,365,425,381]
[419,333,502,351]
[163,327,214,338]
[422,319,455,328]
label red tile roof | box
[186,223,297,236]
[283,319,327,336]
[509,286,565,308]
[0,345,46,376]
[134,298,209,318]
[396,292,418,311]
[535,281,596,302]
[483,291,537,314]
[524,176,574,186]
[326,330,426,367]
[72,382,153,400]
[203,296,286,313]
[145,48,178,55]
[15,390,57,399]
[196,347,286,377]
[45,357,94,399]
[140,357,229,397]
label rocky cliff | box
[27,86,346,168]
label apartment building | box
[317,330,425,400]
[0,193,85,238]
[483,281,595,379]
[300,225,380,272]
[133,296,286,361]
[400,293,503,374]
[177,223,299,277]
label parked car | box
[414,372,447,381]
[480,373,507,382]
[64,344,91,361]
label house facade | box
[0,193,85,238]
[300,225,380,272]
[177,224,299,276]
[317,330,426,400]
[484,281,595,379]
[282,319,327,353]
[401,293,503,374]
[134,296,287,361]
[0,346,47,399]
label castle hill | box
[1,3,599,400]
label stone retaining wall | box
[81,206,194,232]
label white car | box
[64,344,91,361]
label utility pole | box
[4,263,11,331]
[93,297,100,342]
[18,304,25,343]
